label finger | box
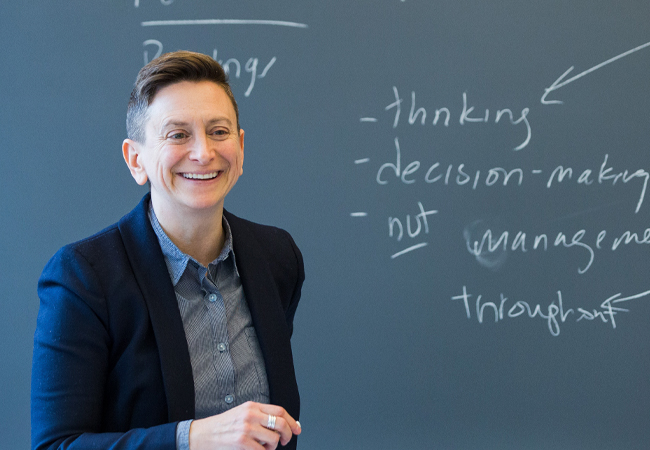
[265,416,295,446]
[259,405,301,435]
[261,439,278,450]
[254,426,281,450]
[259,412,291,445]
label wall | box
[2,1,650,448]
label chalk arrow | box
[541,40,650,105]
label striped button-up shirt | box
[148,206,269,449]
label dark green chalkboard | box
[3,1,650,448]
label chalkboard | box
[3,1,650,448]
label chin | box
[182,197,224,213]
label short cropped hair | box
[126,50,240,143]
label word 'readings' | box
[142,41,276,97]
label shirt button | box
[225,395,234,404]
[208,293,218,302]
[217,342,227,352]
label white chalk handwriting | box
[372,139,648,213]
[542,40,650,104]
[452,285,650,336]
[213,49,276,97]
[142,41,276,97]
[135,0,174,7]
[361,87,531,150]
[464,223,650,274]
[388,201,438,259]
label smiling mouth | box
[181,171,220,180]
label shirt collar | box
[148,203,239,286]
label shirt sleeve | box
[176,420,192,450]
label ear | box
[238,128,245,176]
[122,139,149,185]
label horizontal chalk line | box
[141,19,309,28]
[391,242,428,259]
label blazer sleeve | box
[32,245,177,450]
[282,228,305,338]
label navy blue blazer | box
[32,194,303,450]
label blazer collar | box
[115,195,298,420]
[118,194,195,422]
[224,210,300,419]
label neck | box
[151,197,225,267]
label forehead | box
[146,80,237,126]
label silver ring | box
[266,414,277,430]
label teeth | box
[182,172,219,180]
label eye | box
[210,128,230,139]
[166,131,191,142]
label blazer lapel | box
[225,211,300,418]
[118,194,195,421]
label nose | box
[189,134,214,164]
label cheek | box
[225,146,243,171]
[236,154,244,176]
[157,150,185,173]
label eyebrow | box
[160,120,191,130]
[160,117,233,131]
[205,117,233,127]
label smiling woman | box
[122,80,245,265]
[32,51,303,450]
[124,80,244,243]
